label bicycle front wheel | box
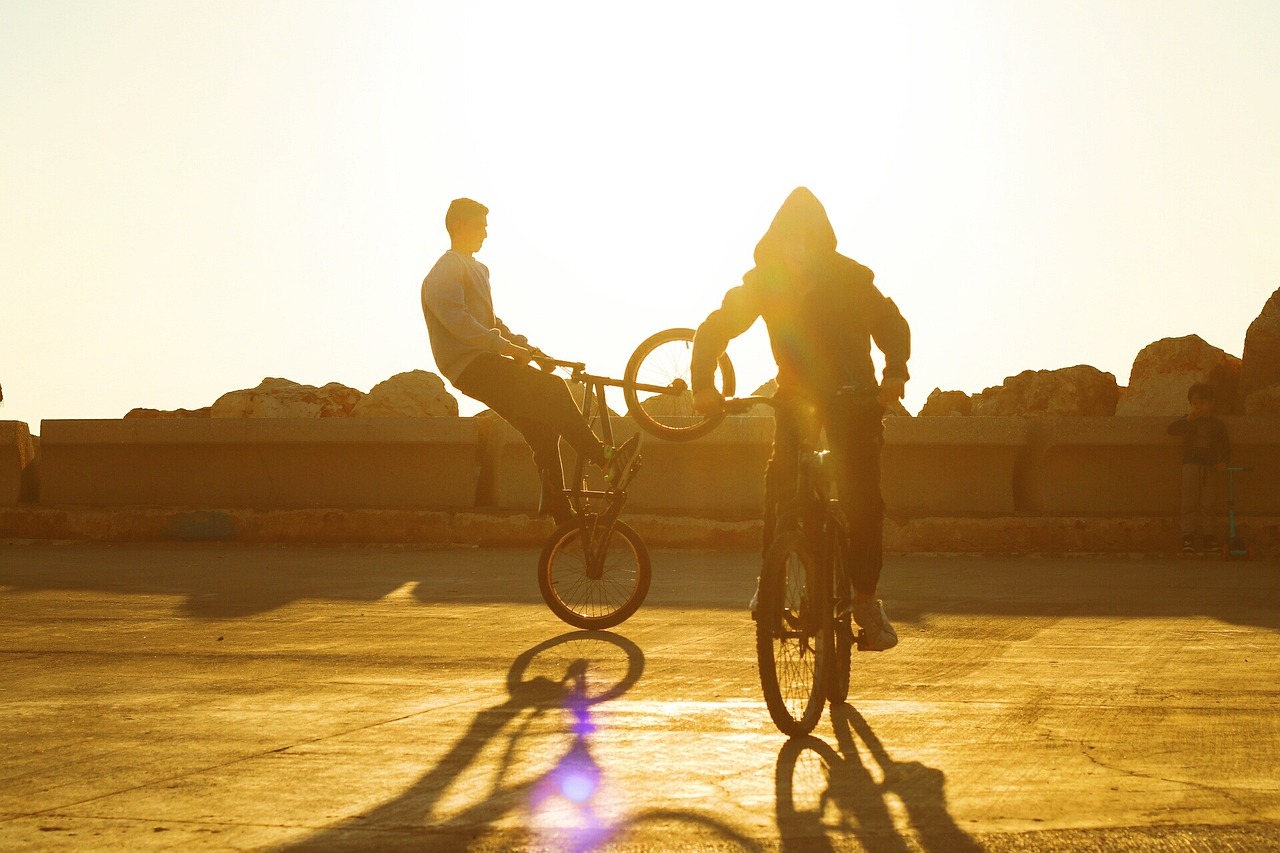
[623,327,735,442]
[756,528,832,737]
[828,521,853,706]
[538,517,652,629]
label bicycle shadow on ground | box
[281,630,647,852]
[775,704,983,853]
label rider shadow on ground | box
[282,630,646,852]
[776,704,982,853]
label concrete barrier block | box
[882,417,1029,517]
[1020,418,1190,515]
[623,417,773,517]
[0,422,35,505]
[39,418,482,510]
[1220,417,1280,516]
[485,415,774,519]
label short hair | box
[445,198,488,238]
[1187,382,1214,402]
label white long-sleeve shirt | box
[421,250,526,383]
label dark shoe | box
[1181,535,1195,554]
[604,434,642,490]
[550,504,576,527]
[537,470,573,526]
[1200,535,1219,552]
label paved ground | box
[0,542,1277,852]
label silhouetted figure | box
[1168,382,1230,553]
[691,187,910,650]
[421,198,639,524]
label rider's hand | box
[693,387,725,415]
[501,341,533,362]
[879,376,906,407]
[529,347,555,371]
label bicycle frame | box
[535,358,635,568]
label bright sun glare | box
[0,2,1276,427]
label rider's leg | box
[762,402,804,560]
[827,399,896,651]
[751,400,809,616]
[506,413,573,524]
[826,398,886,597]
[455,353,608,467]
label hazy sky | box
[2,0,1277,428]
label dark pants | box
[454,354,604,510]
[763,392,886,596]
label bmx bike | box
[532,328,736,629]
[744,390,882,737]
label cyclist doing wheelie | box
[690,187,910,652]
[421,198,640,526]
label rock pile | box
[211,379,364,418]
[1239,286,1280,414]
[351,371,458,417]
[973,366,1120,417]
[121,286,1280,421]
[922,286,1278,418]
[1116,335,1240,416]
[126,372,459,419]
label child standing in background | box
[1168,383,1230,553]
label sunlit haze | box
[3,1,1277,428]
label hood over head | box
[753,187,838,268]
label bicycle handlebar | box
[720,385,881,416]
[528,355,586,374]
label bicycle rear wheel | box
[623,327,735,442]
[756,528,832,736]
[538,517,651,629]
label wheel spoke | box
[540,520,651,628]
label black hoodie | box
[692,187,910,401]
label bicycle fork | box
[580,494,626,578]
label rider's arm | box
[691,278,764,393]
[423,256,517,356]
[494,316,529,349]
[867,288,910,385]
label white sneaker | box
[851,598,898,651]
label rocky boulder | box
[1238,286,1280,411]
[351,370,458,417]
[974,366,1120,416]
[211,378,364,418]
[918,389,972,417]
[1116,335,1241,416]
[1245,383,1280,416]
[124,407,212,419]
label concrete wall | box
[0,422,35,505]
[37,418,482,510]
[1016,417,1280,516]
[15,415,1280,521]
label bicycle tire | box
[538,517,651,629]
[756,528,832,736]
[828,521,853,705]
[623,327,736,442]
